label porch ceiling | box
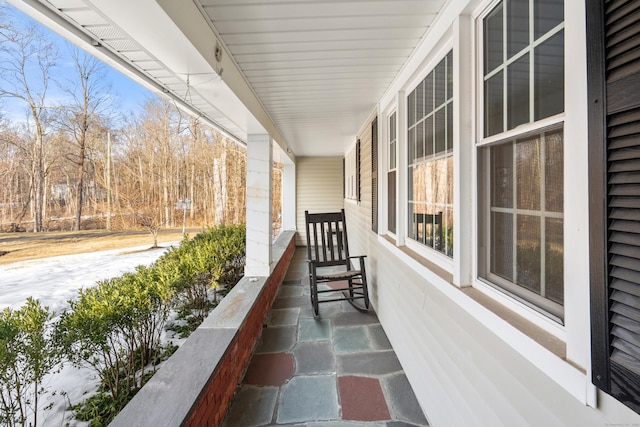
[10,0,447,157]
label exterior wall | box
[295,156,344,246]
[338,0,640,424]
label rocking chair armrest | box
[347,255,367,259]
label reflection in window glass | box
[479,129,564,316]
[485,3,503,74]
[535,31,564,121]
[508,54,530,129]
[483,0,564,137]
[485,72,504,136]
[408,52,454,257]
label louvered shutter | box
[356,139,361,202]
[589,0,640,414]
[372,117,379,233]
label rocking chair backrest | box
[305,210,351,267]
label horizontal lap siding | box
[295,156,344,246]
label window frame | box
[474,0,568,330]
[404,47,456,271]
[387,110,398,236]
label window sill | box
[377,235,592,405]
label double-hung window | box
[477,0,565,320]
[388,112,397,235]
[408,51,454,257]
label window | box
[408,51,454,257]
[478,0,564,319]
[388,111,397,234]
[372,118,379,233]
[344,144,358,200]
[483,0,564,137]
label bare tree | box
[0,12,59,232]
[57,46,112,230]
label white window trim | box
[471,0,592,380]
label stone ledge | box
[110,230,296,427]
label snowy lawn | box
[0,242,181,427]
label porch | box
[222,247,428,426]
[111,231,428,426]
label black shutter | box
[371,117,379,233]
[589,0,640,414]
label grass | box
[0,228,200,265]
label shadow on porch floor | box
[223,248,429,427]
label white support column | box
[396,90,407,246]
[245,134,273,277]
[282,161,296,231]
[453,15,473,287]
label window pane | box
[447,51,453,100]
[425,72,434,113]
[388,171,397,234]
[414,163,427,204]
[534,30,564,121]
[408,166,414,200]
[535,0,563,38]
[408,127,415,164]
[416,80,425,120]
[507,53,530,130]
[447,102,453,151]
[545,217,563,304]
[507,0,529,58]
[485,72,504,137]
[408,91,416,127]
[416,121,425,160]
[491,211,514,281]
[444,206,454,257]
[516,136,541,210]
[435,108,446,155]
[484,3,504,74]
[435,60,447,107]
[545,130,563,212]
[390,141,396,170]
[425,115,434,157]
[516,214,541,293]
[491,143,513,208]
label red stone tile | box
[338,375,390,421]
[327,280,348,290]
[243,353,295,386]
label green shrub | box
[0,298,58,427]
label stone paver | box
[268,308,300,326]
[222,385,277,427]
[293,341,335,374]
[243,353,294,386]
[256,326,297,353]
[276,375,339,424]
[222,248,429,426]
[383,373,429,425]
[338,350,403,375]
[333,326,375,354]
[369,324,393,350]
[298,318,331,341]
[338,375,390,421]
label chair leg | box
[310,277,319,316]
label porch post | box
[245,134,273,277]
[281,161,296,231]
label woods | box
[0,5,253,233]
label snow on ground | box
[0,242,180,427]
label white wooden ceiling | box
[11,0,447,157]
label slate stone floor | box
[223,248,430,427]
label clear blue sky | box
[1,2,154,122]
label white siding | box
[295,156,344,246]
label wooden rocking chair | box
[305,209,370,316]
